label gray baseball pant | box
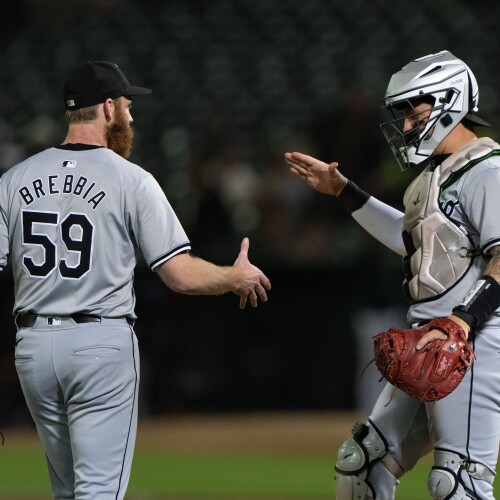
[15,317,140,499]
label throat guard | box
[402,137,500,302]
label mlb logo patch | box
[62,160,77,168]
[67,99,75,107]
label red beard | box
[106,106,134,158]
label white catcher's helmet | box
[380,50,490,171]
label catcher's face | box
[400,101,433,142]
[380,96,444,170]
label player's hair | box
[65,104,99,124]
[461,119,476,132]
[65,98,123,124]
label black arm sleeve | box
[337,180,371,214]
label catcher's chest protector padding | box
[402,137,500,302]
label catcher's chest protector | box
[402,137,500,302]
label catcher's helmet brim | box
[464,113,491,127]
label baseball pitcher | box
[0,61,271,499]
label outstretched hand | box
[284,151,348,197]
[233,237,271,309]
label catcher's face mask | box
[380,97,439,171]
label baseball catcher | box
[286,50,500,500]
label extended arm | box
[156,237,271,309]
[285,152,405,255]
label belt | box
[17,313,134,328]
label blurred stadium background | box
[0,0,498,497]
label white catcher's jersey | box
[403,137,500,323]
[0,144,191,318]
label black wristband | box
[338,180,371,214]
[450,309,476,328]
[452,275,500,327]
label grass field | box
[0,413,497,499]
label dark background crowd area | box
[0,0,499,425]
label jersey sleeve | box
[130,175,191,270]
[462,164,500,254]
[0,177,9,271]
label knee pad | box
[335,421,403,500]
[427,449,494,500]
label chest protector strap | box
[402,137,500,303]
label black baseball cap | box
[64,61,152,110]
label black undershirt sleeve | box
[337,180,371,214]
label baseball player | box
[0,60,271,499]
[285,50,500,499]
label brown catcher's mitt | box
[373,318,475,402]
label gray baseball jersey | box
[0,144,191,318]
[0,143,191,498]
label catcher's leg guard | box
[427,449,495,500]
[335,421,404,499]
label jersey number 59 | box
[22,210,93,280]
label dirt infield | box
[135,411,365,454]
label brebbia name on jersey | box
[18,174,107,210]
